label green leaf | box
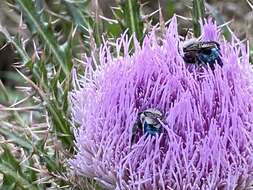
[62,1,91,34]
[0,125,33,151]
[0,162,39,190]
[192,0,205,38]
[16,68,73,149]
[1,176,17,190]
[121,0,144,40]
[0,27,30,65]
[1,145,21,173]
[166,0,176,19]
[0,145,41,190]
[106,22,122,38]
[47,100,73,148]
[16,0,71,75]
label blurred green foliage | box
[192,0,205,37]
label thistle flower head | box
[70,17,253,189]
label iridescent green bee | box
[131,108,164,144]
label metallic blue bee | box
[182,39,223,70]
[131,108,164,144]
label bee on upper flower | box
[182,38,223,70]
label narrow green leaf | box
[1,145,20,173]
[0,27,30,64]
[0,80,9,102]
[34,140,62,172]
[192,0,205,38]
[0,145,19,190]
[166,0,175,19]
[1,177,17,190]
[121,0,144,40]
[0,125,33,151]
[106,22,122,38]
[47,100,73,148]
[0,145,41,190]
[0,162,39,190]
[62,0,102,46]
[62,1,91,33]
[16,0,70,75]
[16,68,73,149]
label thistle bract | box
[70,17,253,189]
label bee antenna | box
[183,27,190,41]
[197,36,202,41]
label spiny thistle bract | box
[70,17,253,189]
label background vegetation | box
[0,0,252,189]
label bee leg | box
[196,53,215,70]
[216,56,223,67]
[131,122,141,145]
[210,63,215,71]
[196,53,204,66]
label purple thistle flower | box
[70,16,253,190]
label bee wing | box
[183,44,200,52]
[200,41,220,50]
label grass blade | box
[121,0,143,40]
[192,0,205,37]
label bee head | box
[140,108,163,129]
